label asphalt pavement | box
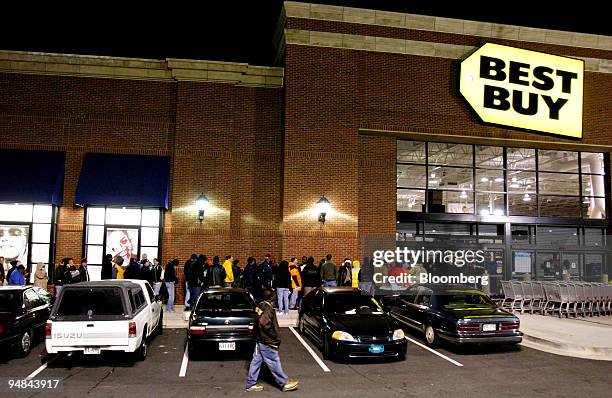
[1,326,612,398]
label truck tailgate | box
[50,320,130,347]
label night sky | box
[1,1,609,66]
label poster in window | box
[0,224,29,266]
[106,228,138,266]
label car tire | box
[187,342,198,360]
[156,312,164,336]
[424,324,438,347]
[135,332,148,361]
[322,335,332,360]
[15,329,33,357]
[298,316,305,335]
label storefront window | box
[85,206,162,280]
[539,196,581,218]
[507,147,535,170]
[476,192,505,216]
[539,172,579,196]
[397,140,426,164]
[475,146,503,169]
[511,225,535,244]
[581,152,605,174]
[538,150,579,173]
[397,189,425,212]
[428,143,472,166]
[397,165,426,188]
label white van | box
[45,279,162,361]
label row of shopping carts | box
[499,280,612,317]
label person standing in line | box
[54,259,67,296]
[6,260,18,284]
[164,258,178,313]
[188,255,206,307]
[62,258,80,286]
[288,259,302,310]
[33,262,48,289]
[320,254,337,287]
[124,258,140,279]
[183,254,197,311]
[8,264,26,286]
[222,255,234,288]
[0,256,6,285]
[101,254,113,280]
[259,254,274,290]
[358,258,374,295]
[78,258,90,282]
[245,288,299,392]
[275,261,292,316]
[113,256,125,279]
[337,259,352,287]
[301,256,322,298]
[232,259,242,288]
[243,257,260,297]
[299,256,308,273]
[206,256,226,288]
[151,258,163,296]
[140,258,153,284]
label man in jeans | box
[246,289,299,392]
[320,254,337,287]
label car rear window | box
[325,294,383,315]
[0,292,18,311]
[196,292,255,313]
[438,292,496,310]
[56,288,126,317]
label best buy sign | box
[459,43,584,138]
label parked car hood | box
[441,306,516,320]
[325,313,396,335]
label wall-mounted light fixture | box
[316,195,331,224]
[195,193,209,221]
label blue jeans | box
[189,286,201,308]
[289,289,299,309]
[184,282,191,308]
[277,288,290,314]
[246,343,288,389]
[55,285,63,297]
[224,282,232,288]
[165,282,175,312]
[323,280,337,287]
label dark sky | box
[1,1,609,66]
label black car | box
[187,288,256,358]
[298,287,408,360]
[380,284,523,347]
[0,286,53,357]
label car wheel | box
[424,324,438,347]
[156,312,164,336]
[322,335,332,360]
[135,333,148,361]
[298,316,305,334]
[15,329,33,357]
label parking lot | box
[2,326,612,398]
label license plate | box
[84,347,101,355]
[482,324,497,332]
[369,344,384,354]
[219,342,236,351]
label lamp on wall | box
[316,195,331,224]
[195,193,209,221]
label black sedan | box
[380,284,522,347]
[298,287,407,360]
[187,288,256,358]
[0,286,53,357]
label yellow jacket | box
[114,263,124,279]
[289,262,302,289]
[223,260,234,283]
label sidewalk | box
[518,313,612,361]
[162,306,299,329]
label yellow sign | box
[459,43,584,138]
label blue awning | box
[75,153,171,209]
[1,150,65,205]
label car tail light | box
[129,322,137,337]
[248,324,254,335]
[189,325,207,335]
[45,322,52,338]
[501,322,520,331]
[0,323,4,336]
[457,323,481,332]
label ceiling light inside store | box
[480,177,489,182]
[480,209,490,216]
[493,209,503,216]
[460,190,467,199]
[523,193,531,202]
[495,177,504,182]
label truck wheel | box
[15,329,33,357]
[135,332,148,361]
[155,312,164,336]
[322,336,332,360]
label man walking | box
[246,288,299,392]
[320,254,337,287]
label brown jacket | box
[254,300,281,349]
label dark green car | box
[187,288,256,358]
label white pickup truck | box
[45,279,162,361]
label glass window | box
[106,208,141,225]
[428,143,473,167]
[397,189,425,212]
[508,194,537,216]
[536,252,561,280]
[475,146,504,169]
[512,251,533,275]
[561,253,580,279]
[507,147,535,170]
[581,152,604,175]
[538,150,579,173]
[86,225,105,245]
[476,169,505,192]
[397,222,422,242]
[140,247,158,262]
[507,171,536,193]
[87,207,106,225]
[141,209,161,227]
[56,288,126,317]
[478,224,504,243]
[583,228,604,247]
[32,223,51,243]
[511,225,535,244]
[0,204,33,222]
[430,190,474,214]
[537,226,578,246]
[583,254,604,282]
[425,223,474,244]
[33,205,53,223]
[397,140,426,164]
[140,227,159,246]
[428,167,472,191]
[540,196,581,218]
[539,172,579,195]
[476,192,505,216]
[31,244,50,263]
[86,245,104,265]
[582,197,606,219]
[582,175,605,197]
[397,165,426,188]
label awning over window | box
[75,153,171,209]
[1,150,65,205]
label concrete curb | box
[521,333,612,361]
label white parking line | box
[179,343,189,377]
[26,353,61,379]
[404,336,463,367]
[288,327,331,372]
